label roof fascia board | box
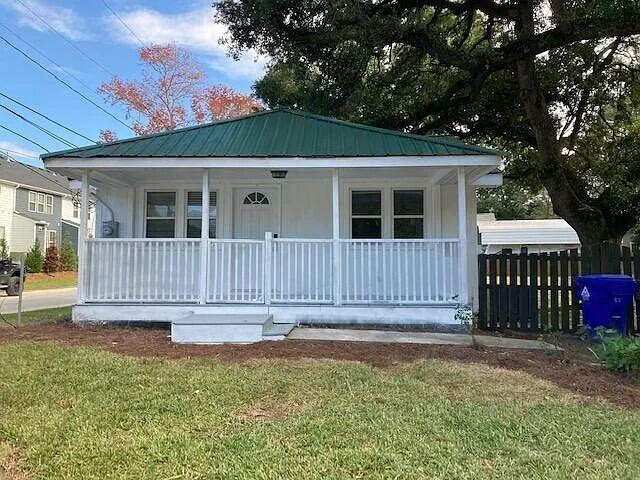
[44,155,500,170]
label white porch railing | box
[340,239,459,304]
[206,240,264,303]
[84,239,201,303]
[271,239,334,303]
[82,237,460,305]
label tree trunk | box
[513,1,616,250]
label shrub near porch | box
[0,343,639,479]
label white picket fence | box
[82,236,460,304]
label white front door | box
[232,187,281,239]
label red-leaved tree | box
[98,44,262,141]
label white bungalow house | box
[42,108,501,342]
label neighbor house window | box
[28,192,53,214]
[185,191,217,238]
[393,190,424,239]
[351,190,382,239]
[47,230,57,248]
[145,192,176,238]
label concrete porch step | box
[171,314,296,344]
[172,314,272,344]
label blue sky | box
[0,0,265,166]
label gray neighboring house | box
[0,155,86,259]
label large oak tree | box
[216,0,640,247]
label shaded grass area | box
[1,343,639,479]
[0,306,71,328]
[24,272,77,291]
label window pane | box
[46,196,53,205]
[38,193,45,203]
[394,218,423,239]
[37,204,44,213]
[186,192,216,218]
[186,218,217,238]
[146,219,175,238]
[352,218,382,239]
[146,192,175,217]
[352,191,381,215]
[394,190,423,215]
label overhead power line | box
[0,92,96,144]
[15,0,115,77]
[0,103,77,148]
[0,147,39,159]
[0,21,98,95]
[101,0,146,48]
[0,124,49,152]
[0,34,134,132]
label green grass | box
[0,343,639,479]
[24,273,77,291]
[0,306,71,328]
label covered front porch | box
[43,108,501,327]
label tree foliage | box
[60,236,77,272]
[477,181,552,220]
[216,0,640,247]
[0,238,8,260]
[24,240,43,273]
[98,43,262,139]
[43,245,60,274]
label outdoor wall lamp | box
[271,170,288,179]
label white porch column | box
[457,167,468,304]
[199,169,210,304]
[332,168,342,305]
[78,169,90,304]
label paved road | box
[0,287,77,314]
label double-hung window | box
[351,190,382,239]
[145,192,176,238]
[28,191,53,214]
[393,190,424,238]
[185,191,217,238]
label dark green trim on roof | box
[42,108,500,159]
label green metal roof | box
[42,108,499,159]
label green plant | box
[0,237,8,260]
[59,236,77,271]
[24,240,44,273]
[43,245,60,274]
[593,331,640,373]
[455,303,474,332]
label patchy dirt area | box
[0,322,638,409]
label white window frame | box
[185,190,218,238]
[350,189,384,239]
[144,190,177,238]
[392,189,425,239]
[28,191,53,214]
[47,229,57,248]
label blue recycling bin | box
[573,274,638,335]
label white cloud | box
[0,140,42,160]
[104,6,268,80]
[0,0,90,41]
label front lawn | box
[24,271,77,291]
[0,306,71,328]
[0,341,639,479]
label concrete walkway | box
[288,327,561,351]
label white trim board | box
[72,304,457,325]
[45,154,500,170]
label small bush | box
[0,238,8,260]
[24,240,44,273]
[594,332,640,373]
[43,245,61,273]
[59,236,77,271]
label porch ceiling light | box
[271,170,288,179]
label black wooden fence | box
[477,245,640,333]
